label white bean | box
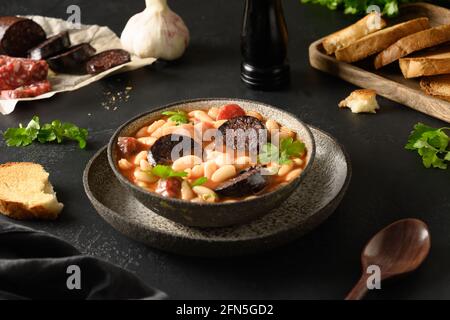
[266,119,280,134]
[193,110,213,123]
[293,158,304,166]
[208,107,220,120]
[246,110,263,121]
[151,127,163,138]
[234,156,251,170]
[118,158,133,170]
[211,165,236,183]
[147,119,165,134]
[140,159,152,171]
[161,120,177,128]
[172,155,202,171]
[213,120,227,128]
[204,161,218,179]
[214,152,234,167]
[134,169,158,183]
[181,181,195,200]
[285,168,303,181]
[191,164,204,179]
[279,126,295,139]
[278,162,294,176]
[136,181,150,188]
[133,151,148,165]
[135,126,150,138]
[192,186,217,203]
[137,136,157,147]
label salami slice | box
[47,43,96,74]
[86,49,131,74]
[0,55,48,90]
[1,80,51,99]
[28,31,71,60]
[0,17,46,57]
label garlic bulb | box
[121,0,189,60]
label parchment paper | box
[0,16,156,115]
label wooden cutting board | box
[309,2,450,123]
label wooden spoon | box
[345,218,430,300]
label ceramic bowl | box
[107,98,315,227]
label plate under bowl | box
[85,126,351,257]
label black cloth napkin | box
[0,220,166,300]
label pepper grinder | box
[241,0,290,90]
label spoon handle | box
[345,275,369,300]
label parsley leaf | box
[280,137,305,164]
[151,165,188,179]
[258,143,279,164]
[191,177,207,187]
[405,123,450,169]
[162,110,189,125]
[3,116,88,149]
[259,138,306,165]
[300,0,408,17]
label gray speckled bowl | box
[85,126,351,256]
[107,98,315,228]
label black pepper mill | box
[241,0,289,90]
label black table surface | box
[1,0,449,300]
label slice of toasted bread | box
[338,89,380,113]
[399,44,450,78]
[335,17,430,63]
[0,162,63,220]
[375,24,450,69]
[322,12,387,55]
[420,75,450,101]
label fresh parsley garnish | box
[259,138,305,165]
[3,116,88,149]
[162,110,188,125]
[151,165,188,179]
[191,177,207,187]
[301,0,406,17]
[279,137,305,164]
[405,123,450,169]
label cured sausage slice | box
[0,55,48,90]
[214,166,267,198]
[28,31,71,60]
[86,49,131,74]
[217,115,266,151]
[1,80,51,99]
[47,43,96,74]
[0,17,46,57]
[148,134,200,166]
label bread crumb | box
[339,89,380,113]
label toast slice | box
[335,17,430,63]
[420,74,450,102]
[399,44,450,78]
[375,24,450,69]
[0,162,63,220]
[322,12,387,55]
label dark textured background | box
[0,0,449,299]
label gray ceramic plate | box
[83,126,351,257]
